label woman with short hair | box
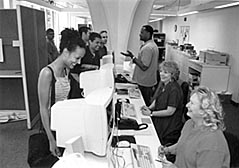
[141,61,184,146]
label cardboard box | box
[199,50,229,65]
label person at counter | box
[141,61,183,147]
[78,26,91,45]
[159,86,230,168]
[46,28,59,64]
[80,32,102,71]
[38,28,86,156]
[69,32,101,98]
[98,30,108,58]
[121,25,159,106]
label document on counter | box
[116,128,153,136]
[141,118,152,124]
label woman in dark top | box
[141,61,183,146]
[38,28,86,156]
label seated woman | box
[38,28,86,156]
[160,86,230,168]
[141,61,184,146]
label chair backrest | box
[223,131,239,167]
[181,81,189,106]
[181,81,190,122]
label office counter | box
[52,81,162,168]
[111,82,162,168]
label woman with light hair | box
[141,61,184,149]
[159,86,230,168]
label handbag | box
[27,66,59,167]
[27,131,59,168]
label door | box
[17,5,47,129]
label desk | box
[109,82,162,168]
[52,82,162,168]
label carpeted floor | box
[0,102,239,168]
[0,120,38,168]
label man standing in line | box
[121,25,159,106]
[46,28,59,63]
[69,32,101,98]
[78,26,91,45]
[80,32,102,71]
[69,26,91,98]
[98,30,108,58]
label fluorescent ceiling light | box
[214,2,239,9]
[177,11,199,16]
[153,5,164,10]
[149,18,164,23]
[150,13,177,17]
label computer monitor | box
[51,86,115,156]
[79,68,114,97]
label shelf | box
[189,59,229,68]
[0,70,22,78]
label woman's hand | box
[140,105,151,116]
[162,160,177,168]
[158,145,167,159]
[49,139,61,157]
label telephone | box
[114,98,148,130]
[115,98,130,122]
[118,118,148,130]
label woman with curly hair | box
[141,61,184,147]
[160,86,230,168]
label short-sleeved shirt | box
[47,39,59,64]
[152,81,183,145]
[132,40,159,87]
[70,46,100,74]
[175,119,230,168]
[81,46,100,67]
[98,45,107,59]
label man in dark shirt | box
[46,28,59,63]
[78,26,91,45]
[80,32,101,71]
[69,32,101,98]
[98,30,108,58]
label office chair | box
[223,131,239,167]
[181,81,190,122]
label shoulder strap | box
[67,71,74,99]
[47,66,56,106]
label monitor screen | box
[51,87,115,156]
[79,68,114,97]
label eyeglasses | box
[102,36,108,38]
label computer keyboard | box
[122,102,137,119]
[131,144,155,168]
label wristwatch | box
[150,111,153,117]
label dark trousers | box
[138,85,153,106]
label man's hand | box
[120,50,134,59]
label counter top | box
[189,59,230,68]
